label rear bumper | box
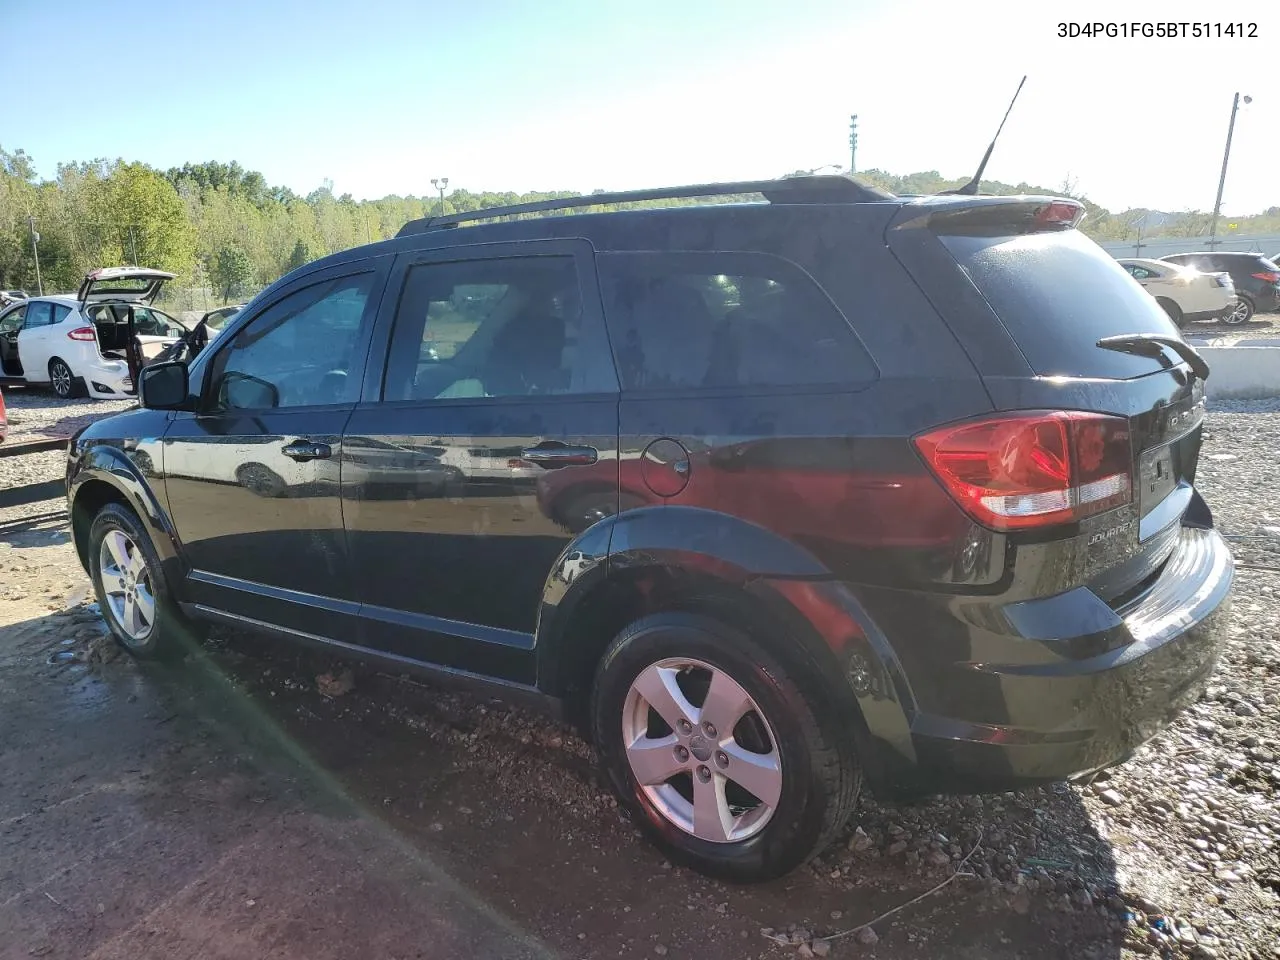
[894,526,1232,794]
[1252,286,1280,313]
[82,358,134,399]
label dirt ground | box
[2,389,1279,960]
[0,503,1097,960]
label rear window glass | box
[88,278,154,296]
[597,251,876,392]
[942,230,1180,380]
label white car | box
[1116,258,1235,328]
[0,267,184,399]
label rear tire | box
[591,611,861,882]
[88,503,196,661]
[1222,296,1254,325]
[48,357,83,399]
[1156,298,1184,327]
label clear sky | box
[4,0,1276,214]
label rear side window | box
[597,251,876,392]
[942,230,1180,380]
[51,304,71,324]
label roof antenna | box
[950,75,1027,196]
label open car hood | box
[77,267,175,306]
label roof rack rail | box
[396,175,894,237]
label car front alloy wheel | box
[88,502,194,659]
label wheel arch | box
[534,506,919,793]
[69,446,183,587]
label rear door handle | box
[520,444,598,468]
[282,440,332,462]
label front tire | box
[88,503,192,660]
[592,612,861,882]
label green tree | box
[285,238,319,273]
[97,162,196,275]
[212,244,253,303]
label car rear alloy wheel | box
[99,530,155,644]
[1223,297,1253,325]
[593,612,861,881]
[49,358,75,398]
[622,657,782,843]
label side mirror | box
[220,371,280,410]
[138,361,190,410]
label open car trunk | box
[91,303,140,361]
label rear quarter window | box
[596,250,876,392]
[942,230,1181,380]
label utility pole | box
[848,115,858,173]
[128,226,139,266]
[431,177,449,215]
[1208,92,1251,249]
[28,217,43,296]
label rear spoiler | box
[892,197,1085,236]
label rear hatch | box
[77,267,175,306]
[887,197,1209,602]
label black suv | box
[67,177,1232,882]
[1160,251,1280,324]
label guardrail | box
[0,436,71,459]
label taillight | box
[914,412,1132,531]
[67,326,96,341]
[1251,271,1280,283]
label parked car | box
[0,289,28,308]
[0,267,185,398]
[66,178,1232,882]
[1116,258,1235,326]
[1159,251,1280,324]
[0,385,7,443]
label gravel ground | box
[2,393,1279,958]
[1185,316,1280,346]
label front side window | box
[0,305,25,333]
[130,307,185,337]
[597,251,876,392]
[207,273,375,411]
[383,255,612,401]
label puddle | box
[48,650,78,665]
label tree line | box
[2,145,1277,311]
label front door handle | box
[520,443,598,469]
[282,440,332,462]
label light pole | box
[27,216,43,296]
[1208,93,1251,249]
[848,115,858,173]
[430,177,449,215]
